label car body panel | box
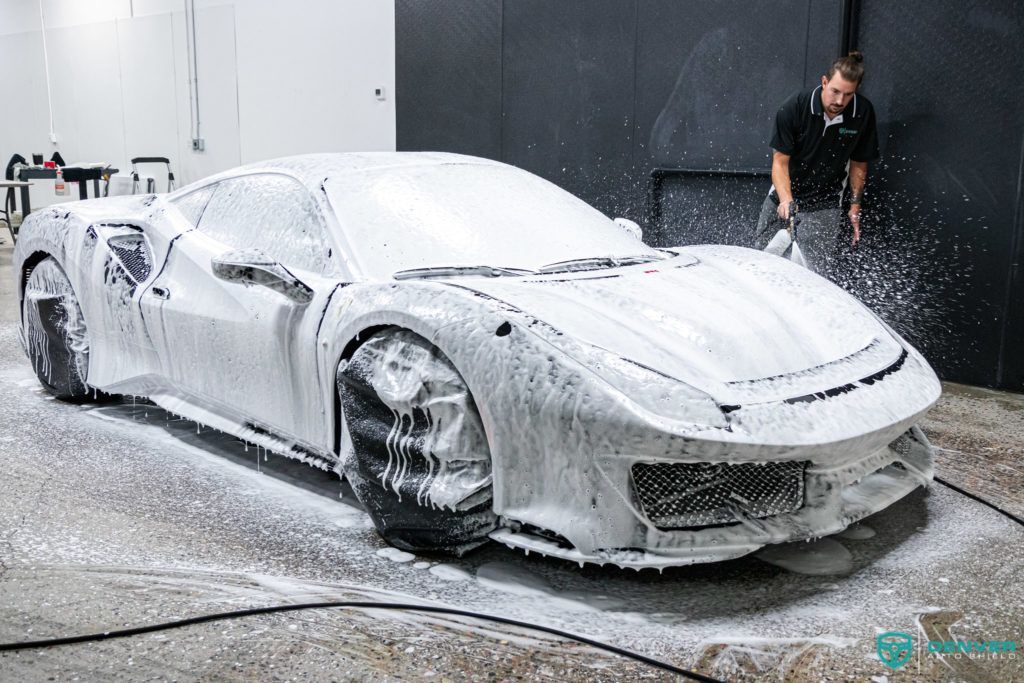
[140,228,336,444]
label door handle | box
[150,286,170,300]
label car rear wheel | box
[22,257,96,401]
[337,329,497,555]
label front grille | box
[108,234,153,283]
[632,460,808,529]
[889,433,912,457]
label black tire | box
[22,257,96,401]
[337,330,497,555]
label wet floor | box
[921,383,1024,520]
[0,243,1022,681]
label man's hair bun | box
[828,51,866,83]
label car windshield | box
[325,163,658,279]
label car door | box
[141,172,339,445]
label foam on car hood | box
[458,245,901,403]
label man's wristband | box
[849,192,863,205]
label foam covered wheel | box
[337,329,497,555]
[22,258,95,401]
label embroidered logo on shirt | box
[838,127,858,135]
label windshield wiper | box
[393,265,535,281]
[538,254,664,274]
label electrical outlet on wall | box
[192,138,205,152]
[374,87,386,101]
[49,132,58,144]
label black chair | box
[5,154,25,205]
[1,190,12,242]
[131,156,176,194]
[3,154,26,242]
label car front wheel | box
[337,329,497,555]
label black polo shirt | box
[769,86,879,210]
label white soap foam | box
[756,538,854,576]
[836,523,877,540]
[475,562,624,612]
[376,547,416,563]
[428,563,473,582]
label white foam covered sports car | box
[14,153,941,568]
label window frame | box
[168,183,217,229]
[192,170,340,277]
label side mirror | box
[212,248,313,305]
[614,217,642,241]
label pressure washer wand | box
[786,201,808,268]
[762,200,805,268]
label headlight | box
[587,349,728,428]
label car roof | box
[186,152,507,194]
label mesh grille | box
[632,460,808,529]
[108,234,153,283]
[889,433,912,457]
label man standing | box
[754,51,880,274]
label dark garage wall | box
[395,0,1024,391]
[501,0,638,216]
[854,1,1024,387]
[395,0,503,158]
[634,0,839,247]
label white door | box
[142,173,339,443]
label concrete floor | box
[0,237,1022,682]
[921,384,1024,519]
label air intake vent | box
[632,460,808,529]
[889,433,913,457]
[107,233,153,283]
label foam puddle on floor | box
[475,561,625,612]
[755,537,854,576]
[375,547,416,563]
[429,564,473,581]
[836,523,876,540]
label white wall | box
[0,0,395,209]
[234,0,395,161]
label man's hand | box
[849,205,861,246]
[777,200,797,221]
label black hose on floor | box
[0,600,725,682]
[934,476,1024,527]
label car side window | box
[197,174,333,274]
[170,185,215,227]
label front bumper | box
[491,426,933,569]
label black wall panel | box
[633,0,840,248]
[394,0,1024,390]
[395,0,503,158]
[650,173,767,248]
[804,0,843,86]
[501,0,639,218]
[1003,155,1024,387]
[855,0,1024,385]
[634,0,810,174]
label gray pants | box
[753,194,842,276]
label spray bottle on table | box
[54,168,67,196]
